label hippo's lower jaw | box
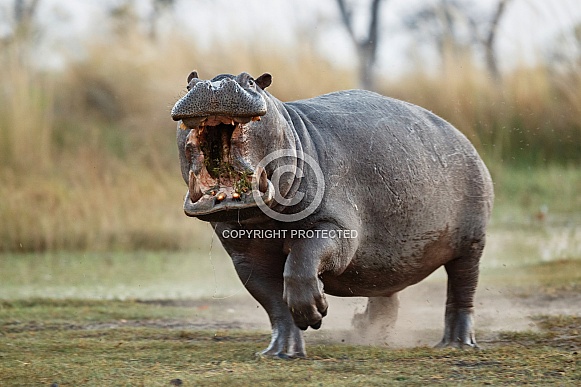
[183,180,274,217]
[180,116,275,218]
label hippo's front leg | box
[231,254,306,358]
[283,227,355,330]
[283,248,328,330]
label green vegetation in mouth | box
[203,158,253,195]
[234,170,253,194]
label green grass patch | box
[1,299,580,385]
[0,250,244,300]
[0,299,196,328]
[490,165,581,223]
[481,258,581,291]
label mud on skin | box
[170,71,494,358]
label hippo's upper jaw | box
[172,72,275,218]
[171,72,268,121]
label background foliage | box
[1,0,580,252]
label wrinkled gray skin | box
[171,72,494,358]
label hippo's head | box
[171,71,280,221]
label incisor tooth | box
[216,192,226,202]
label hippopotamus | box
[170,71,494,358]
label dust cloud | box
[208,268,578,349]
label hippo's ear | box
[255,73,272,89]
[187,70,199,84]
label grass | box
[0,166,201,252]
[1,249,580,385]
[0,250,243,300]
[2,162,579,253]
[481,257,581,294]
[1,299,579,386]
[386,64,581,167]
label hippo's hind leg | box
[437,238,484,348]
[231,255,306,358]
[351,295,399,344]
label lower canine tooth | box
[188,171,203,203]
[259,168,268,193]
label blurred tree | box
[13,0,39,38]
[548,22,581,73]
[404,0,472,70]
[335,0,386,90]
[107,0,176,41]
[108,0,140,37]
[0,0,41,47]
[483,0,512,81]
[148,0,176,41]
[404,0,512,81]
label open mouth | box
[181,115,274,216]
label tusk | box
[188,171,203,203]
[216,192,227,202]
[252,116,261,122]
[259,168,268,193]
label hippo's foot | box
[283,275,328,331]
[350,295,399,345]
[435,307,478,349]
[258,323,306,359]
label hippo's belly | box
[320,229,457,297]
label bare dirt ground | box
[135,278,581,349]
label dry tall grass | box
[1,30,580,252]
[0,44,54,170]
[0,33,355,252]
[386,61,581,167]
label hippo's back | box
[286,90,493,213]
